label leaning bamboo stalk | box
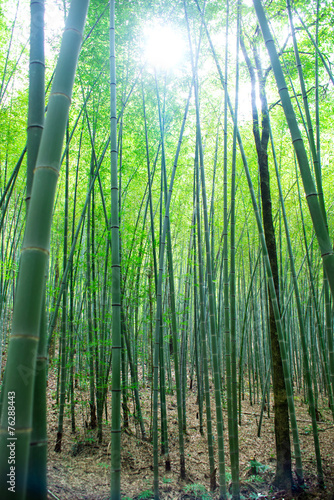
[286,0,333,452]
[0,147,26,220]
[252,0,334,300]
[294,161,334,419]
[0,2,89,498]
[286,0,326,227]
[293,9,334,87]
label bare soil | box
[46,366,334,500]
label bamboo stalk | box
[0,2,89,498]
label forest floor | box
[46,365,334,500]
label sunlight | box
[144,22,186,70]
[44,0,66,38]
[3,0,65,45]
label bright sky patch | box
[144,23,186,70]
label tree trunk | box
[241,34,292,490]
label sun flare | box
[144,23,186,70]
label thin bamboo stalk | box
[109,0,122,497]
[152,82,192,500]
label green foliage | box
[183,483,212,500]
[98,462,109,469]
[302,424,313,435]
[247,460,270,475]
[246,475,265,484]
[1,0,334,497]
[225,471,232,482]
[240,493,261,500]
[137,490,154,500]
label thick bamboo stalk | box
[253,0,334,300]
[26,0,45,212]
[0,2,89,498]
[26,2,47,497]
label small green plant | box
[85,435,96,443]
[162,476,173,484]
[183,483,211,499]
[240,494,258,500]
[247,474,265,484]
[225,471,232,482]
[302,425,312,435]
[137,490,154,500]
[248,459,269,475]
[98,462,109,469]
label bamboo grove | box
[0,0,333,499]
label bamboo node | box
[22,246,49,256]
[65,27,83,39]
[10,334,39,340]
[29,59,45,67]
[34,165,59,176]
[27,123,44,130]
[51,92,72,104]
